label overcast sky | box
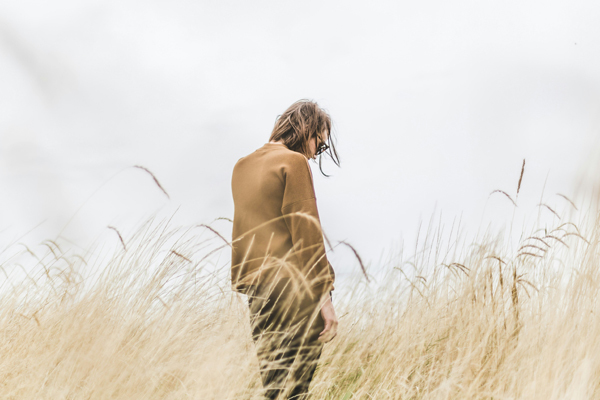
[1,0,599,280]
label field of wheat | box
[1,180,600,399]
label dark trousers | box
[247,278,325,400]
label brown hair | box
[269,99,340,176]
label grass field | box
[1,188,599,399]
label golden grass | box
[1,200,600,399]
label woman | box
[231,100,339,399]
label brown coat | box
[231,143,335,296]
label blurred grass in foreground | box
[1,192,600,399]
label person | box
[231,99,340,399]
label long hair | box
[269,100,340,176]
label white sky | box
[1,0,600,280]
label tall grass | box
[1,195,600,399]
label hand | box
[318,293,338,343]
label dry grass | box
[1,198,600,399]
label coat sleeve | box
[281,154,335,296]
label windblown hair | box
[269,99,340,176]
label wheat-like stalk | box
[516,159,526,197]
[133,165,170,199]
[490,190,517,207]
[1,190,599,399]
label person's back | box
[231,142,334,297]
